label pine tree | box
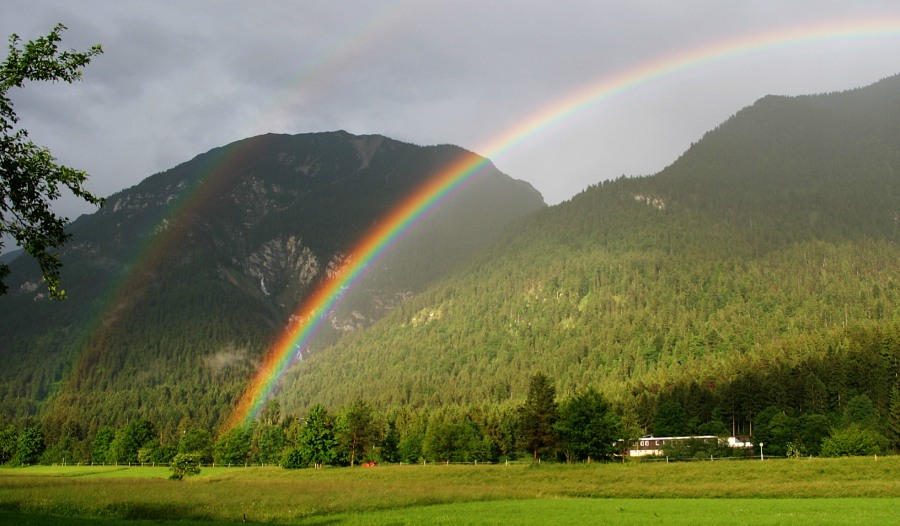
[518,373,558,464]
[337,400,377,466]
[888,386,900,453]
[653,399,688,437]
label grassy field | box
[1,457,898,524]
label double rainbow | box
[220,17,900,429]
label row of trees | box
[1,374,625,468]
[3,368,898,469]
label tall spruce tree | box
[888,386,900,454]
[518,373,558,464]
[337,399,377,466]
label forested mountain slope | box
[279,75,900,435]
[0,131,545,437]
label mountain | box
[0,131,545,435]
[277,76,900,433]
[4,74,900,458]
[0,248,22,265]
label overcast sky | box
[3,1,900,224]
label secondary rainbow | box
[225,16,900,429]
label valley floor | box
[0,457,897,524]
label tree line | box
[3,359,898,469]
[1,374,623,467]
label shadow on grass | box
[2,503,224,524]
[1,506,348,526]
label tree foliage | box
[13,423,43,465]
[90,425,115,464]
[0,24,104,298]
[820,424,887,457]
[555,388,621,462]
[169,452,201,480]
[888,387,900,454]
[518,373,558,464]
[291,404,336,469]
[178,428,213,463]
[336,399,378,467]
[0,418,16,464]
[212,425,251,466]
[653,400,689,438]
[107,419,155,464]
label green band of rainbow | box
[224,16,900,429]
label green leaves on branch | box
[1,23,101,89]
[1,23,104,298]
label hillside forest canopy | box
[1,26,900,467]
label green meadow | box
[1,457,898,524]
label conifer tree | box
[337,399,377,466]
[518,373,558,464]
[888,386,900,453]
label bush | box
[169,453,202,480]
[819,425,887,457]
[397,433,424,463]
[281,447,307,469]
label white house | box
[629,435,754,457]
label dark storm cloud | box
[1,0,899,221]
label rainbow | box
[224,149,492,429]
[221,16,900,429]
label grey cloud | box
[0,0,898,232]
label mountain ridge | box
[1,75,899,461]
[275,75,900,425]
[0,131,545,434]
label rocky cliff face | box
[240,236,319,298]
